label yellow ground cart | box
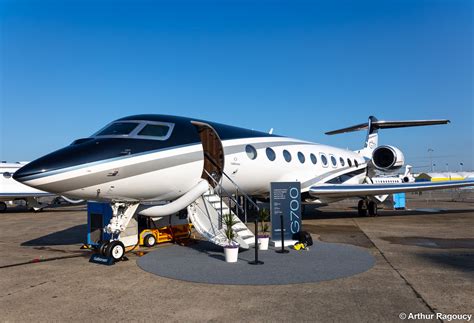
[139,224,192,247]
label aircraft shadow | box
[302,205,474,220]
[418,252,474,273]
[21,224,87,246]
[3,205,86,214]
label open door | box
[192,121,225,186]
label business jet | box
[0,162,56,212]
[13,115,474,260]
[0,162,84,212]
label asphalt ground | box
[0,195,473,322]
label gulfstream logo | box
[399,312,472,321]
[93,257,108,263]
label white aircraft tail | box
[325,116,450,158]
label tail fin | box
[326,116,450,157]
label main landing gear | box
[358,199,378,217]
[0,202,7,213]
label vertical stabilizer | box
[325,116,449,159]
[359,116,379,158]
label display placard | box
[270,182,301,242]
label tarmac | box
[0,193,473,322]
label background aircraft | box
[0,162,83,212]
[0,162,56,212]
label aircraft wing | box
[309,180,474,198]
[0,192,55,199]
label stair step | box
[188,193,255,250]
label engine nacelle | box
[371,145,405,171]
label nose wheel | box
[98,240,125,261]
[106,241,125,261]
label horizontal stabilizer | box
[326,118,450,135]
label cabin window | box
[283,150,292,162]
[340,157,345,167]
[331,156,337,167]
[266,147,276,161]
[96,122,139,136]
[138,124,170,137]
[347,158,352,167]
[297,152,305,164]
[310,153,317,164]
[246,145,258,160]
[354,159,359,167]
[321,154,328,166]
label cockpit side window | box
[138,124,170,137]
[96,122,139,136]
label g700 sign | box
[270,182,302,241]
[289,187,301,234]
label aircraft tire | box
[0,202,7,213]
[368,201,378,217]
[99,241,109,256]
[106,241,125,261]
[357,200,367,217]
[144,234,156,248]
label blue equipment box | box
[393,193,406,210]
[87,202,113,246]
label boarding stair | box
[187,171,259,249]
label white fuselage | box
[20,136,367,202]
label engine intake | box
[372,145,404,171]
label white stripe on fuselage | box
[23,136,366,201]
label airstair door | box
[192,121,225,186]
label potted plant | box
[257,209,270,250]
[223,213,239,263]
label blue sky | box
[1,0,472,171]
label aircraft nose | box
[13,137,138,188]
[13,140,95,183]
[13,160,50,182]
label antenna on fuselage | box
[269,128,274,135]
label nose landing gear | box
[358,199,378,217]
[97,240,126,262]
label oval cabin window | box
[266,147,276,161]
[321,154,328,166]
[245,145,257,160]
[297,152,305,164]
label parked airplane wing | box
[0,192,55,199]
[309,180,474,198]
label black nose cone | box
[13,160,47,182]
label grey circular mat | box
[137,241,375,285]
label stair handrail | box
[204,169,246,215]
[220,171,260,212]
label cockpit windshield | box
[96,122,140,136]
[93,120,174,140]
